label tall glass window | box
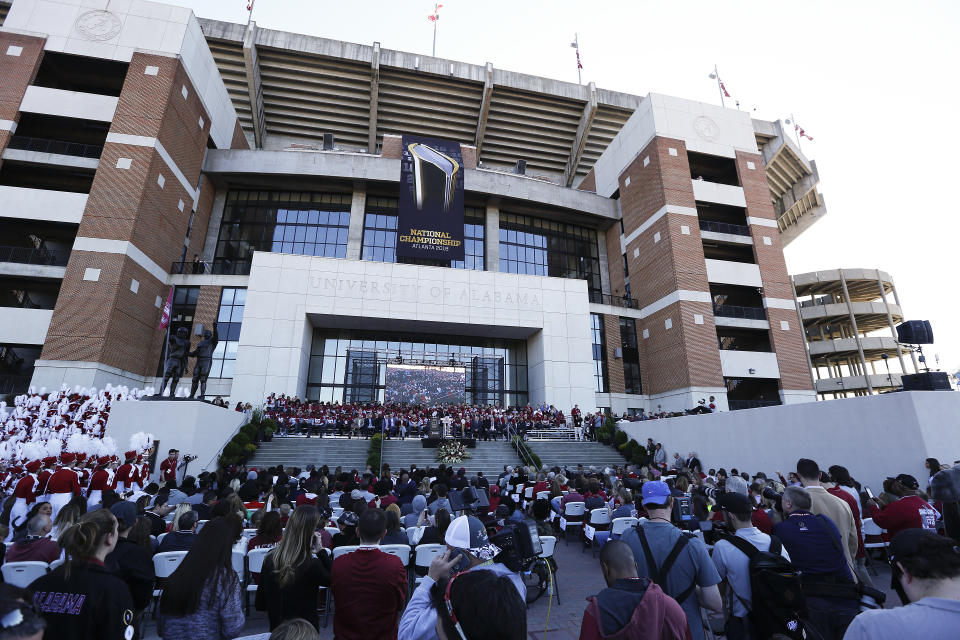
[211,288,245,379]
[361,197,484,269]
[590,313,608,393]
[619,317,643,395]
[498,213,601,294]
[307,329,526,406]
[215,191,351,272]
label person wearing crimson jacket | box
[8,461,42,538]
[88,457,112,509]
[114,451,137,494]
[36,457,56,499]
[48,452,82,519]
[159,448,180,485]
[868,474,940,541]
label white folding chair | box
[610,517,639,539]
[538,536,560,604]
[524,486,534,501]
[1,562,48,588]
[48,558,65,571]
[241,528,258,544]
[536,491,550,501]
[152,551,188,611]
[585,507,613,555]
[325,526,341,539]
[196,520,208,531]
[413,544,444,585]
[245,547,271,613]
[332,545,359,560]
[379,544,411,566]
[231,549,246,583]
[156,532,169,545]
[862,518,889,575]
[561,502,586,545]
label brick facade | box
[602,314,625,394]
[42,53,223,377]
[617,136,722,396]
[0,32,45,168]
[736,151,813,391]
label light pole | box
[708,64,725,108]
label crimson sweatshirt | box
[869,495,938,540]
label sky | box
[171,0,960,373]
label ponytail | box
[58,510,116,580]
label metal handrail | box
[699,219,750,236]
[171,259,252,275]
[713,303,767,320]
[7,135,103,159]
[0,246,69,267]
[589,291,640,310]
[507,424,536,469]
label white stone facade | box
[229,253,597,410]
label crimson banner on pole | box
[397,135,465,261]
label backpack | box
[721,534,807,640]
[635,525,698,604]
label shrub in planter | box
[262,426,274,442]
[233,432,251,448]
[241,424,258,440]
[614,430,628,447]
[260,417,277,432]
[243,443,258,455]
[366,433,383,471]
[222,441,241,463]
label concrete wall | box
[0,307,52,344]
[19,86,118,121]
[0,185,87,223]
[230,252,597,410]
[617,391,960,490]
[106,399,246,476]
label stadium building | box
[0,0,830,413]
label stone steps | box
[381,439,520,478]
[526,441,627,471]
[246,436,370,472]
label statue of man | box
[159,327,190,397]
[189,325,219,399]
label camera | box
[490,517,542,572]
[761,486,783,511]
[696,484,720,500]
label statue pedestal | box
[106,400,247,480]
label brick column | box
[0,33,45,168]
[736,151,814,395]
[40,53,224,381]
[602,314,625,394]
[619,137,722,398]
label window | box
[498,213,601,295]
[590,313,608,393]
[211,288,246,379]
[215,191,351,271]
[306,329,527,406]
[361,198,485,269]
[619,317,642,395]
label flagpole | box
[714,64,725,108]
[575,34,581,85]
[790,112,802,152]
[246,0,255,28]
[432,4,438,56]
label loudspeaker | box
[897,320,934,344]
[902,372,952,391]
[323,132,334,150]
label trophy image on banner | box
[407,143,460,212]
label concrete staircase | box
[526,440,627,472]
[381,439,520,478]
[246,436,370,472]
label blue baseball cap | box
[641,481,672,506]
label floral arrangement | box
[436,440,470,464]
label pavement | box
[141,537,899,639]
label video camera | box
[490,516,542,572]
[671,495,698,531]
[761,486,783,511]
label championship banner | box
[397,135,465,260]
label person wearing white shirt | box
[711,493,790,640]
